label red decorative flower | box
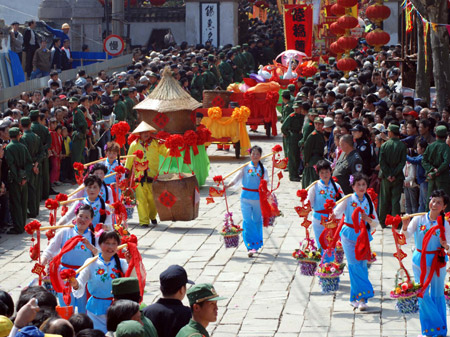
[332,177,338,182]
[45,198,59,210]
[121,234,138,245]
[25,220,41,234]
[156,131,171,142]
[127,133,140,145]
[97,268,105,275]
[46,229,55,240]
[296,189,308,202]
[196,125,212,145]
[111,122,130,148]
[420,225,426,231]
[272,144,283,153]
[133,150,144,160]
[320,190,325,195]
[114,166,126,176]
[351,202,357,208]
[385,214,402,227]
[110,274,116,279]
[55,193,68,202]
[99,209,110,216]
[80,245,86,250]
[183,130,198,147]
[165,135,185,157]
[73,162,85,172]
[60,269,76,280]
[213,175,224,184]
[324,199,336,211]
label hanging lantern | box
[365,28,391,51]
[337,57,357,77]
[337,14,359,30]
[330,42,345,59]
[337,0,358,8]
[150,0,166,5]
[330,22,345,37]
[330,3,345,17]
[337,36,358,52]
[366,3,391,26]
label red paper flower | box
[61,206,69,217]
[332,177,338,182]
[114,166,126,176]
[165,134,185,157]
[60,269,76,280]
[213,175,224,184]
[25,220,41,235]
[55,193,68,202]
[46,229,55,240]
[272,144,282,153]
[196,125,212,145]
[183,130,198,147]
[127,133,140,145]
[133,150,144,159]
[296,189,308,201]
[99,209,110,216]
[111,122,130,148]
[73,162,85,172]
[156,131,171,142]
[385,214,402,227]
[45,198,59,210]
[324,199,336,211]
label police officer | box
[175,283,226,337]
[422,125,450,209]
[379,124,407,227]
[350,124,372,176]
[20,117,43,218]
[302,117,326,187]
[281,101,304,181]
[332,134,364,195]
[5,127,32,234]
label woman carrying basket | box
[401,189,450,337]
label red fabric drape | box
[351,206,371,261]
[124,242,147,299]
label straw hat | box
[132,121,157,134]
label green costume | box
[31,117,51,200]
[281,112,304,181]
[20,127,44,218]
[219,60,234,89]
[302,127,325,188]
[422,127,450,210]
[5,131,33,233]
[72,107,88,164]
[379,130,406,226]
[191,70,204,102]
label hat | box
[324,117,334,128]
[21,117,31,127]
[373,100,388,110]
[281,90,291,99]
[9,127,20,137]
[160,265,194,292]
[11,21,19,26]
[121,88,129,95]
[350,124,365,132]
[61,23,70,29]
[139,76,149,83]
[110,89,120,97]
[402,110,419,119]
[132,121,157,134]
[93,86,103,92]
[388,124,400,134]
[68,97,79,103]
[314,117,324,124]
[287,84,296,91]
[58,95,67,100]
[207,54,215,61]
[308,109,318,116]
[293,102,301,109]
[201,61,209,68]
[0,316,12,337]
[112,277,139,296]
[435,125,448,138]
[29,110,39,118]
[116,321,144,337]
[373,123,385,133]
[186,283,226,306]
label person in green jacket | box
[71,99,88,164]
[190,63,204,102]
[5,127,33,234]
[422,125,450,210]
[207,54,220,84]
[122,88,136,129]
[302,117,325,188]
[298,109,317,148]
[242,43,255,73]
[262,39,275,65]
[281,102,305,182]
[111,89,127,122]
[30,109,51,200]
[280,90,294,158]
[218,52,233,90]
[20,117,44,218]
[379,124,407,227]
[201,62,217,90]
[232,47,244,82]
[175,283,226,337]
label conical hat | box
[132,121,157,134]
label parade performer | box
[70,231,129,332]
[103,141,121,185]
[42,204,99,313]
[125,121,168,226]
[401,189,450,337]
[332,173,378,311]
[71,164,113,203]
[306,160,342,262]
[58,175,113,229]
[227,146,269,257]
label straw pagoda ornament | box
[134,67,202,134]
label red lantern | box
[366,4,391,25]
[365,28,391,51]
[150,0,166,5]
[330,3,345,17]
[337,57,357,77]
[330,22,345,37]
[337,36,358,52]
[337,0,358,8]
[330,42,345,57]
[337,14,359,30]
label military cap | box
[121,88,129,95]
[314,117,324,124]
[8,127,20,137]
[296,92,306,98]
[187,283,226,306]
[235,45,241,50]
[192,63,199,68]
[115,321,144,337]
[110,89,120,97]
[287,84,296,91]
[69,97,79,103]
[435,125,448,138]
[328,57,336,64]
[207,54,215,61]
[308,109,318,116]
[201,61,209,68]
[388,124,400,134]
[293,102,301,109]
[112,277,140,296]
[218,52,225,58]
[243,43,249,48]
[20,117,31,127]
[281,90,291,99]
[29,110,39,118]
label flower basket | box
[389,270,421,314]
[122,188,137,220]
[335,242,344,263]
[315,261,345,294]
[223,234,240,248]
[298,260,318,276]
[220,212,243,248]
[293,238,321,276]
[316,274,341,293]
[125,207,135,219]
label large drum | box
[152,173,200,221]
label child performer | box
[306,160,342,262]
[71,164,113,203]
[332,173,378,311]
[103,141,121,185]
[41,204,99,313]
[70,231,128,332]
[401,189,450,337]
[227,145,269,257]
[58,175,113,230]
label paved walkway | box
[0,129,427,337]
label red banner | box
[283,4,313,56]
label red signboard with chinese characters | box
[283,4,313,56]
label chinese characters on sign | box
[283,4,313,56]
[103,35,124,57]
[201,3,219,46]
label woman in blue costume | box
[332,173,378,311]
[42,204,99,313]
[228,145,269,257]
[103,141,121,185]
[401,189,450,337]
[71,164,114,203]
[306,160,343,263]
[70,231,129,332]
[58,175,113,230]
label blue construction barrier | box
[71,52,113,68]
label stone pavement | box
[0,129,427,337]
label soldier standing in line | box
[218,52,233,90]
[190,63,204,102]
[201,62,217,90]
[302,117,326,187]
[281,101,304,182]
[242,43,255,73]
[111,89,127,122]
[71,98,88,164]
[122,88,136,129]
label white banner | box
[201,3,219,46]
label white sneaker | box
[350,301,358,308]
[358,301,368,311]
